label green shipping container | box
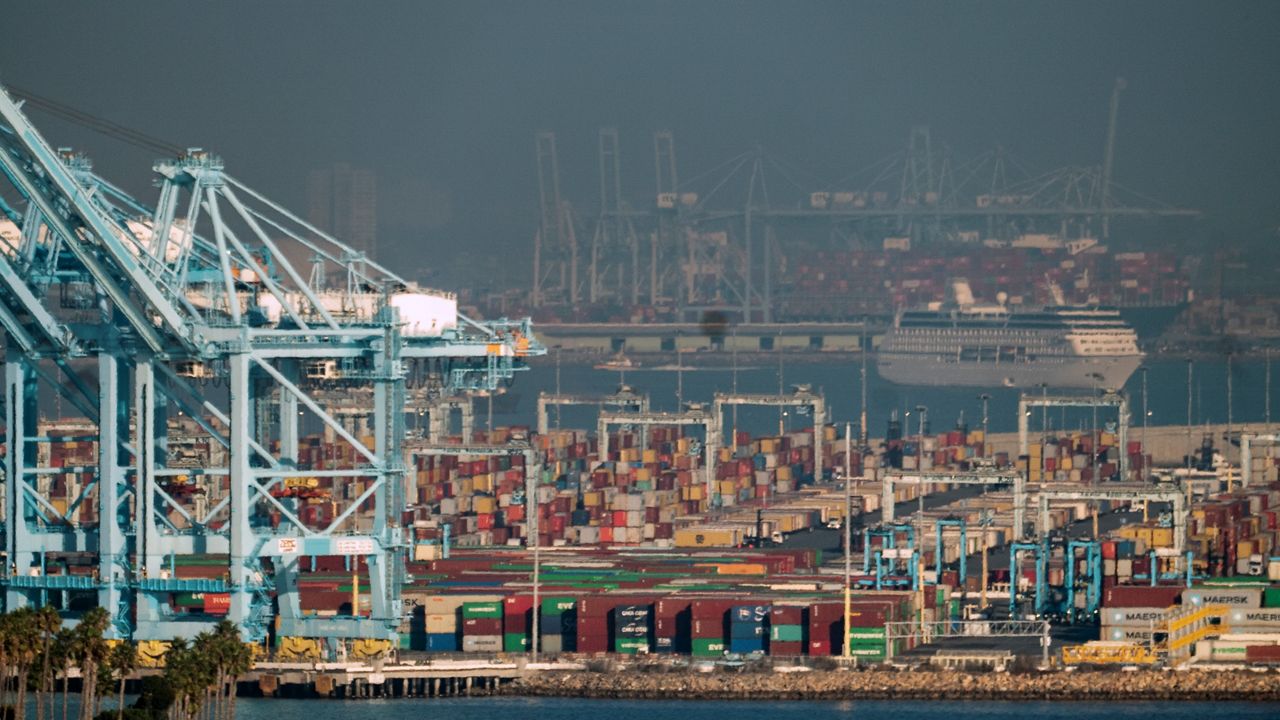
[847,628,886,639]
[615,638,650,654]
[462,602,503,619]
[1263,587,1280,608]
[541,597,576,614]
[848,647,885,660]
[173,592,204,608]
[692,638,726,657]
[503,633,529,652]
[770,624,804,642]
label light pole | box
[843,422,852,661]
[978,393,991,458]
[1039,382,1049,439]
[914,404,928,631]
[915,404,928,529]
[1088,373,1103,485]
[1140,366,1148,455]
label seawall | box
[508,668,1280,701]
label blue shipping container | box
[731,605,770,623]
[425,633,459,652]
[728,636,766,654]
[729,621,767,638]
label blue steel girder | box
[0,83,538,653]
[0,90,193,354]
[935,518,968,585]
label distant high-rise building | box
[307,163,377,259]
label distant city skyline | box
[307,163,378,261]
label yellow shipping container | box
[674,527,740,548]
[643,449,658,464]
[473,496,496,514]
[713,563,767,575]
[1150,527,1173,547]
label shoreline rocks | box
[507,669,1280,701]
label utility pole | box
[843,422,852,661]
[1227,353,1234,491]
[1186,360,1194,471]
[859,328,869,450]
[979,393,991,458]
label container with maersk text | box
[1101,607,1168,627]
[1182,587,1262,609]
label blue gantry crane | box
[0,84,542,656]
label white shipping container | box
[1102,626,1157,643]
[1227,607,1280,625]
[1183,587,1262,608]
[1102,607,1167,627]
[462,635,502,653]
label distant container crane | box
[526,80,1198,325]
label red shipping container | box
[504,612,529,634]
[1245,645,1280,661]
[808,639,832,656]
[1103,585,1183,608]
[691,599,737,620]
[577,634,608,654]
[692,618,723,639]
[462,617,502,635]
[770,606,804,625]
[203,593,231,615]
[770,641,804,656]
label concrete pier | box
[247,660,581,699]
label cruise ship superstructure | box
[877,280,1143,389]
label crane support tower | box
[713,384,827,480]
[1018,390,1132,481]
[597,406,719,501]
[536,385,650,435]
[880,470,1026,537]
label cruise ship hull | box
[876,352,1142,390]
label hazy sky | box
[2,1,1277,288]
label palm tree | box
[35,606,62,720]
[0,607,41,720]
[13,607,41,720]
[208,623,251,720]
[71,608,111,720]
[105,641,135,720]
[50,629,73,720]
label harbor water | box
[232,697,1280,719]
[477,356,1276,439]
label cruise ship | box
[877,280,1143,389]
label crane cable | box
[5,83,184,157]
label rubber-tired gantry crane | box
[0,85,542,656]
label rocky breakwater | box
[511,668,1280,701]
